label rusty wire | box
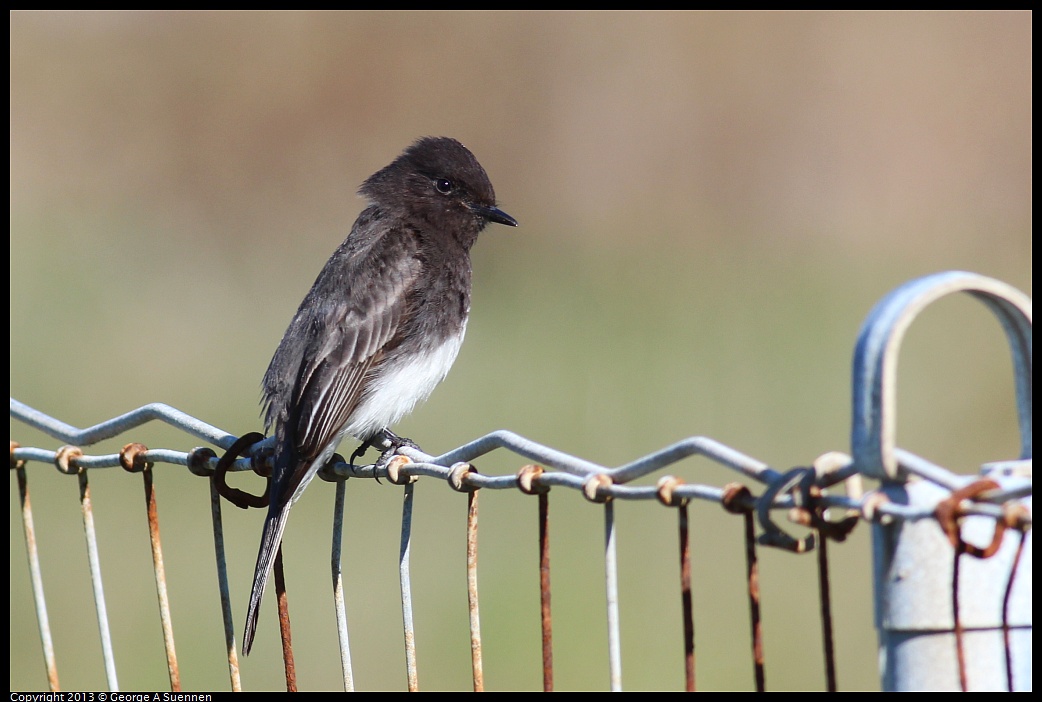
[273,545,297,692]
[12,444,60,692]
[1001,518,1029,693]
[722,483,765,692]
[537,490,554,692]
[465,488,484,691]
[656,476,695,690]
[518,464,554,691]
[950,535,969,692]
[657,477,696,692]
[743,505,766,692]
[815,531,836,692]
[935,479,1010,693]
[120,443,181,691]
[679,502,695,691]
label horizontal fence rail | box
[9,271,1032,692]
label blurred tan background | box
[10,11,1031,691]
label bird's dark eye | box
[434,178,454,194]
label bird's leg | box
[348,436,379,468]
[349,430,422,483]
[374,428,421,469]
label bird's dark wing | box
[262,215,423,485]
[244,219,422,655]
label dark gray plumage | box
[244,137,517,654]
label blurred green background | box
[10,11,1031,692]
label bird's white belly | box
[346,322,467,441]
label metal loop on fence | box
[214,432,268,509]
[55,445,83,475]
[804,453,860,543]
[934,478,1008,558]
[656,476,688,507]
[516,464,548,495]
[757,467,816,553]
[120,442,151,473]
[582,473,613,503]
[384,454,416,485]
[187,447,217,477]
[851,271,1032,481]
[318,453,347,483]
[721,482,754,514]
[448,462,477,491]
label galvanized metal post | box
[851,271,1033,691]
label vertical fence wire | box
[8,364,1032,694]
[139,467,181,691]
[951,541,969,692]
[7,418,1031,693]
[15,457,61,692]
[1002,526,1028,693]
[603,499,622,692]
[537,489,553,692]
[465,488,484,691]
[815,530,836,692]
[207,476,242,692]
[273,546,297,692]
[76,464,119,691]
[677,501,695,692]
[742,507,765,692]
[399,480,419,691]
[330,478,355,691]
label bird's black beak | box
[471,203,518,228]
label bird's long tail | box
[242,504,291,655]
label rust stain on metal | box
[274,545,297,692]
[720,482,765,688]
[120,443,150,473]
[935,478,1006,693]
[466,489,484,691]
[721,482,753,514]
[935,479,1006,558]
[656,475,686,508]
[538,489,553,692]
[950,539,968,692]
[137,457,181,692]
[385,454,415,485]
[678,501,695,691]
[55,445,83,475]
[516,464,548,495]
[402,628,418,691]
[742,506,765,691]
[1002,525,1028,692]
[816,531,836,692]
[582,473,613,503]
[14,449,61,692]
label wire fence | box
[9,271,1032,692]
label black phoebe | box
[243,137,517,654]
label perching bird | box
[243,137,517,654]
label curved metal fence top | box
[850,271,1032,482]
